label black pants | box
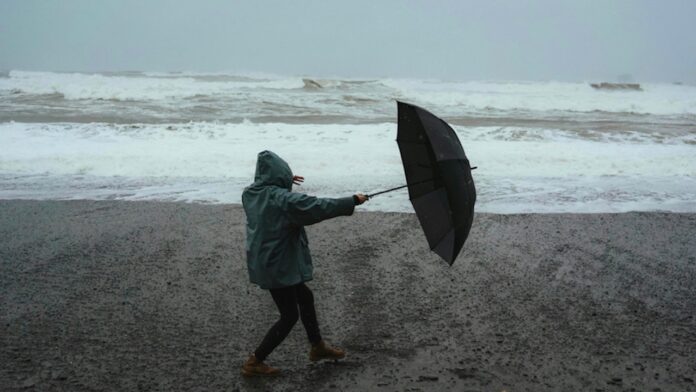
[254,283,322,361]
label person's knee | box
[280,307,299,326]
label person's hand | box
[354,193,369,205]
[293,175,304,185]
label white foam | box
[1,121,695,212]
[385,79,696,116]
[458,126,696,144]
[0,71,305,101]
[3,71,696,117]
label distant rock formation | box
[590,83,642,91]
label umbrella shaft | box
[367,178,434,198]
[367,184,409,198]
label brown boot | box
[241,354,280,377]
[309,340,346,362]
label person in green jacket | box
[241,150,368,377]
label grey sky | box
[1,0,695,82]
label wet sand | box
[1,200,695,391]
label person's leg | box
[296,283,346,361]
[253,286,300,361]
[295,283,322,344]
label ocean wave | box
[384,78,696,116]
[1,121,693,179]
[0,70,306,101]
[1,121,695,212]
[2,71,696,118]
[459,126,696,145]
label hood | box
[251,150,293,190]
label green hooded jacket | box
[242,151,356,289]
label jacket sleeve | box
[280,191,356,226]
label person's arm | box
[281,192,367,226]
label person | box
[240,150,369,377]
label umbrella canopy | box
[396,101,476,265]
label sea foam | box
[2,71,696,117]
[2,70,696,212]
[0,70,305,101]
[1,121,694,212]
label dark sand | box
[1,200,695,391]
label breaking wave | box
[1,70,696,212]
[1,71,695,117]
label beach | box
[1,200,695,391]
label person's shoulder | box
[268,186,293,202]
[241,184,263,201]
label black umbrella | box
[369,101,476,265]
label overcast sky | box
[1,0,695,82]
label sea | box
[1,70,695,213]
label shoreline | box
[2,198,695,216]
[1,200,695,391]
